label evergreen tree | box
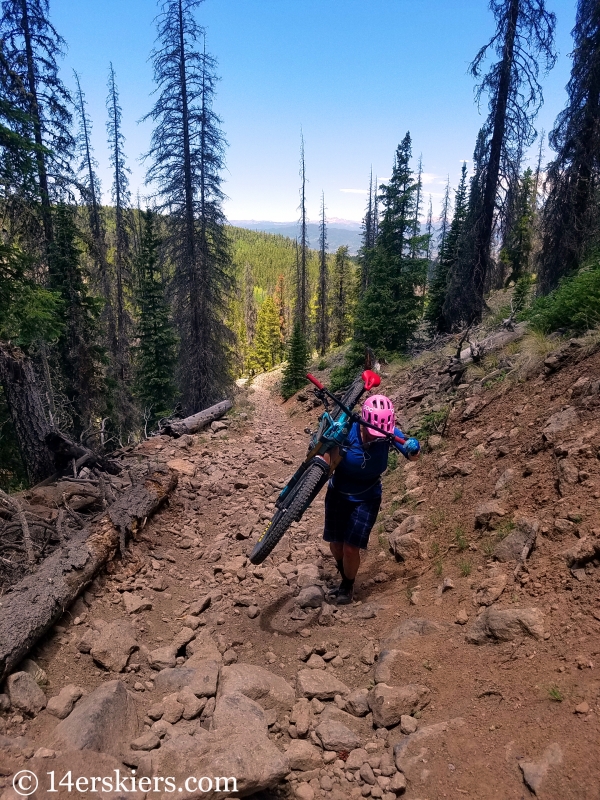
[144,0,233,413]
[281,319,309,400]
[48,204,103,436]
[316,191,328,355]
[539,0,600,292]
[443,0,556,326]
[358,170,377,297]
[330,245,352,346]
[354,133,428,353]
[0,0,74,248]
[243,261,257,347]
[73,70,116,361]
[297,131,309,333]
[427,163,468,333]
[500,167,535,284]
[106,64,132,385]
[134,209,177,427]
[411,155,423,257]
[248,296,282,374]
[273,272,287,347]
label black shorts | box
[323,486,382,550]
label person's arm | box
[321,446,340,466]
[392,427,420,462]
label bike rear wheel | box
[249,461,329,565]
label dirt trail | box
[1,358,600,800]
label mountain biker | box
[321,394,420,605]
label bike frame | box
[275,370,406,509]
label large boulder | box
[387,515,423,560]
[315,718,361,751]
[474,502,507,530]
[154,663,220,698]
[466,607,545,644]
[150,731,288,798]
[542,407,579,441]
[367,683,430,728]
[218,664,294,711]
[285,739,323,771]
[493,517,539,563]
[474,573,507,606]
[90,620,138,672]
[211,693,267,735]
[563,537,600,567]
[46,685,84,719]
[296,670,349,700]
[6,672,46,717]
[6,672,46,716]
[52,680,138,757]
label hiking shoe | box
[335,585,354,605]
[326,583,342,600]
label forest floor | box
[1,325,600,800]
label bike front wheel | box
[248,461,329,565]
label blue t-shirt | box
[329,422,408,502]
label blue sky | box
[52,0,577,223]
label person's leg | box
[329,542,346,581]
[323,489,350,592]
[342,543,361,580]
[335,496,381,605]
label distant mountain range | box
[229,219,363,255]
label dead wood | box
[0,466,177,683]
[162,399,233,437]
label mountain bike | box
[248,369,408,565]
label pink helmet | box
[362,395,395,437]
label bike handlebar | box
[306,374,407,446]
[306,373,324,391]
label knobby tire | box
[249,462,328,565]
[249,374,367,565]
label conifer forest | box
[1,0,600,491]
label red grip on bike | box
[306,373,324,390]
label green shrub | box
[523,259,600,334]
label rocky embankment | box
[1,339,600,800]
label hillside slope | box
[0,327,599,800]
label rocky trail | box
[1,338,600,800]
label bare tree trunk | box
[0,343,55,484]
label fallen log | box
[162,399,233,437]
[0,467,177,683]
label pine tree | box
[443,0,556,325]
[48,204,104,436]
[106,64,132,380]
[354,133,428,353]
[297,131,309,333]
[248,297,282,374]
[281,319,309,400]
[134,209,177,427]
[73,70,116,361]
[243,261,257,347]
[330,245,352,346]
[273,273,287,347]
[500,167,535,285]
[358,170,376,298]
[539,0,600,292]
[316,191,328,355]
[144,0,233,413]
[427,163,469,333]
[0,0,74,249]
